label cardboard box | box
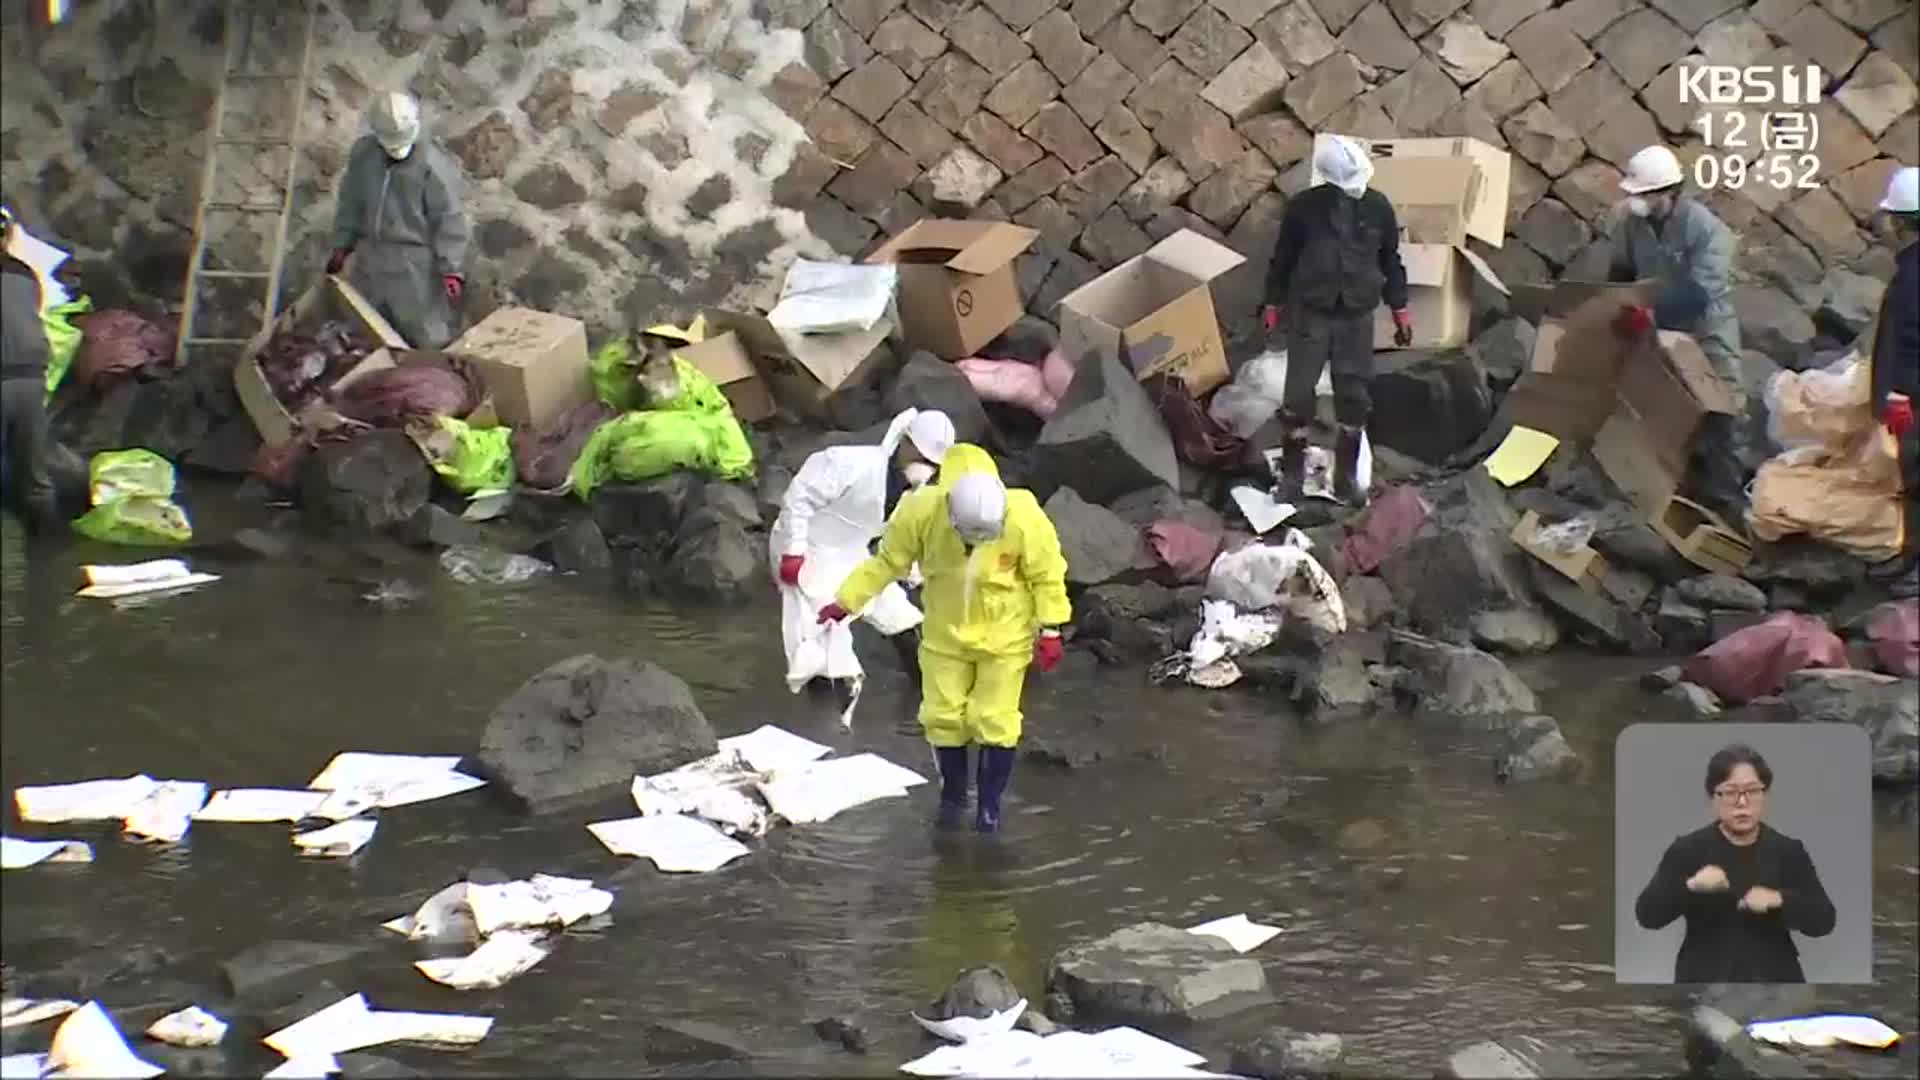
[1616,331,1739,478]
[447,308,590,432]
[233,275,410,446]
[701,307,899,424]
[1512,510,1609,593]
[1311,135,1513,351]
[1592,399,1682,513]
[1653,495,1753,575]
[1056,230,1246,396]
[1507,278,1656,324]
[291,347,501,434]
[674,331,774,423]
[865,219,1038,359]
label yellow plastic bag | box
[413,416,515,495]
[88,448,176,505]
[43,297,91,402]
[72,495,192,546]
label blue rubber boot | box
[974,746,1017,833]
[933,746,969,829]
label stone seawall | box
[1,0,1914,360]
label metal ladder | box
[173,0,319,366]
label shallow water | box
[2,506,1915,1077]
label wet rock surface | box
[1044,921,1270,1025]
[298,432,433,534]
[1782,669,1919,784]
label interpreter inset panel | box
[1614,723,1872,985]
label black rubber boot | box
[974,746,1017,833]
[1276,433,1309,499]
[934,746,969,829]
[1333,424,1368,508]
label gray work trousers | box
[1688,339,1755,517]
[351,241,454,349]
[1284,307,1373,427]
[0,375,56,529]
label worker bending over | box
[328,91,470,349]
[1262,134,1411,508]
[1869,166,1918,588]
[821,445,1070,833]
[1608,145,1749,522]
[771,409,955,695]
[0,204,57,534]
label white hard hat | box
[1619,145,1685,194]
[947,472,1007,544]
[906,410,956,464]
[1881,166,1920,213]
[1314,135,1374,198]
[369,91,421,156]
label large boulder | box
[298,431,432,534]
[1782,670,1919,785]
[1387,629,1541,721]
[1742,539,1868,600]
[475,654,719,813]
[1470,608,1562,654]
[887,351,996,448]
[1044,922,1269,1025]
[923,966,1024,1021]
[1526,561,1663,653]
[1380,528,1537,643]
[592,472,698,550]
[1231,1029,1345,1080]
[1442,1035,1594,1078]
[1027,347,1179,505]
[1368,349,1494,464]
[1498,714,1579,782]
[664,520,760,602]
[1044,487,1155,586]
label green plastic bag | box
[589,338,642,412]
[43,296,91,402]
[417,416,515,495]
[89,448,176,505]
[73,495,192,546]
[569,409,754,500]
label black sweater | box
[0,255,48,381]
[1634,823,1836,984]
[1871,240,1918,419]
[1264,185,1410,314]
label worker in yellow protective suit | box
[819,444,1071,833]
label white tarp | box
[382,882,476,942]
[629,753,771,837]
[121,781,209,845]
[145,1006,227,1048]
[414,930,552,992]
[716,725,833,774]
[1747,1015,1901,1050]
[76,560,219,600]
[766,260,897,335]
[14,776,160,822]
[1,838,92,870]
[263,1055,340,1078]
[587,814,750,873]
[911,999,1027,1044]
[2,1000,80,1030]
[264,994,492,1059]
[1228,487,1295,535]
[45,1002,164,1079]
[465,874,612,936]
[305,752,485,821]
[756,753,927,825]
[1186,913,1283,953]
[899,1025,1221,1078]
[194,789,328,823]
[292,817,376,858]
[0,1055,46,1079]
[1204,538,1346,635]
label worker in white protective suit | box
[771,409,956,704]
[328,91,470,349]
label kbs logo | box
[1678,65,1824,106]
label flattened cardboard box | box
[234,274,410,446]
[1591,398,1681,514]
[1507,278,1656,324]
[1056,230,1245,397]
[1511,510,1609,594]
[448,307,591,432]
[1310,135,1512,351]
[701,307,898,424]
[674,331,774,424]
[865,219,1038,360]
[1616,330,1738,477]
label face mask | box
[383,143,414,162]
[954,523,1002,546]
[903,462,936,488]
[1626,196,1652,218]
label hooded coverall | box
[770,409,926,692]
[1607,196,1752,511]
[835,444,1071,749]
[331,133,470,349]
[0,253,55,530]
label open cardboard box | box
[293,347,501,434]
[1511,510,1609,594]
[864,219,1038,360]
[446,307,589,432]
[673,331,775,423]
[1310,135,1512,350]
[1507,278,1657,324]
[234,275,409,446]
[701,307,898,425]
[1056,229,1245,396]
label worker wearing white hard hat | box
[820,444,1071,834]
[770,409,957,703]
[1607,143,1750,523]
[327,91,470,348]
[1867,165,1919,588]
[0,202,59,534]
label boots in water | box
[1276,432,1309,499]
[974,746,1017,833]
[1334,424,1368,507]
[933,746,969,829]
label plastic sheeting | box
[42,297,89,402]
[766,260,897,334]
[956,357,1059,419]
[1145,374,1245,469]
[569,358,753,499]
[1868,600,1919,677]
[412,416,514,495]
[72,449,192,547]
[1337,485,1429,575]
[333,355,485,427]
[1681,612,1848,703]
[1145,520,1224,584]
[512,400,615,492]
[1205,535,1347,634]
[1748,354,1904,560]
[72,309,175,390]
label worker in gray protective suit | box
[327,91,470,349]
[1606,144,1751,523]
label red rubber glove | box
[444,274,464,302]
[325,248,351,275]
[817,602,849,625]
[1615,302,1654,336]
[1261,305,1283,333]
[1033,632,1063,673]
[1886,395,1914,439]
[1391,308,1413,347]
[778,554,804,587]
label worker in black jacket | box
[1869,166,1918,591]
[0,203,59,534]
[1261,135,1411,508]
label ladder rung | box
[196,270,275,279]
[204,202,286,213]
